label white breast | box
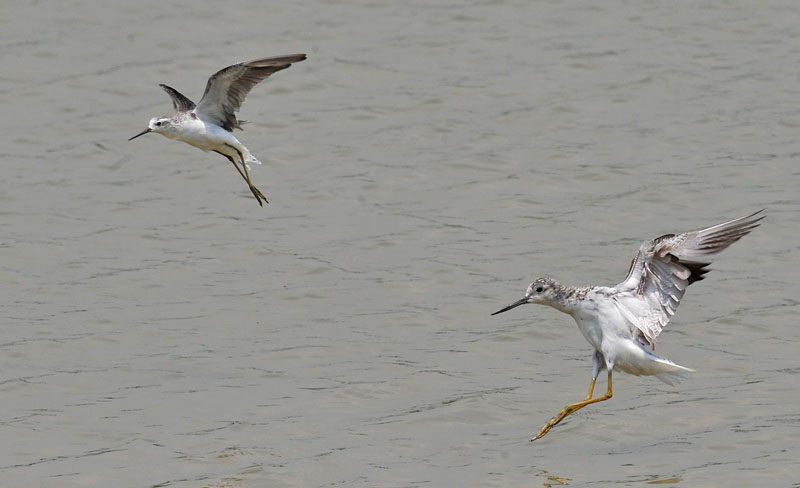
[171,117,241,153]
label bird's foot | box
[531,416,560,442]
[249,185,269,206]
[531,403,580,442]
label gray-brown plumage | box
[159,84,196,112]
[616,209,765,347]
[195,54,307,132]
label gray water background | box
[1,1,798,487]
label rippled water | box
[1,1,798,487]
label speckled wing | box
[194,54,306,132]
[615,209,764,346]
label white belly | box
[167,118,244,156]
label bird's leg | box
[231,145,268,206]
[532,370,613,442]
[216,151,248,182]
[584,377,597,401]
[226,154,266,206]
[216,148,268,206]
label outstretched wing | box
[159,84,196,112]
[194,54,306,132]
[615,209,764,346]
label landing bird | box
[129,54,307,206]
[492,210,764,441]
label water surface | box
[1,1,798,487]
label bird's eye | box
[535,286,543,293]
[155,121,162,126]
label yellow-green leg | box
[216,150,268,206]
[532,370,613,441]
[584,376,596,401]
[237,151,268,206]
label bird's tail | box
[243,149,262,170]
[619,341,694,386]
[651,355,694,386]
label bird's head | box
[128,117,174,141]
[491,277,560,315]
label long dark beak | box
[128,128,152,141]
[491,297,528,316]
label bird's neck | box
[547,283,593,315]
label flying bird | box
[492,210,764,441]
[129,54,306,206]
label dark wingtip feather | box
[677,210,764,286]
[684,261,711,284]
[244,54,307,67]
[158,84,196,112]
[666,254,711,285]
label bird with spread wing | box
[130,54,306,206]
[492,209,764,441]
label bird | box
[491,209,764,441]
[128,54,307,206]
